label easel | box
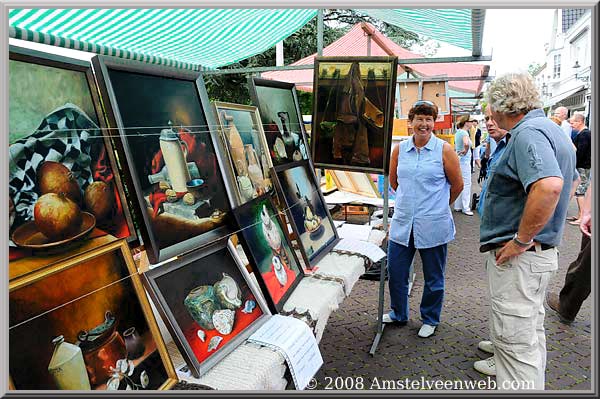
[369,174,389,355]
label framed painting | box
[311,56,398,173]
[8,46,135,278]
[142,239,270,378]
[92,55,235,264]
[329,170,381,198]
[272,160,339,268]
[213,102,273,207]
[397,81,420,119]
[249,77,309,167]
[8,239,178,391]
[233,194,304,313]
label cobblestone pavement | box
[316,176,592,391]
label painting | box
[397,81,420,119]
[213,102,273,206]
[8,46,135,278]
[311,56,398,173]
[143,239,270,378]
[328,170,381,198]
[233,194,304,313]
[92,56,235,264]
[8,240,177,391]
[273,160,339,268]
[249,78,309,166]
[421,80,449,114]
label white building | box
[535,9,591,121]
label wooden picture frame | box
[92,55,236,265]
[272,160,339,268]
[311,56,398,173]
[8,45,136,278]
[398,80,450,119]
[233,194,305,313]
[212,102,274,207]
[142,239,271,378]
[397,81,420,119]
[328,170,381,198]
[421,80,450,115]
[8,239,178,391]
[249,77,310,167]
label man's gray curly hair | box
[485,73,542,115]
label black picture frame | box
[311,56,398,174]
[249,77,310,167]
[142,239,271,378]
[8,45,137,271]
[92,55,236,265]
[271,160,339,268]
[233,193,305,313]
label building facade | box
[535,9,591,122]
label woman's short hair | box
[485,73,542,115]
[408,102,439,121]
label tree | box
[204,10,429,107]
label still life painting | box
[8,48,134,275]
[213,102,273,206]
[250,78,309,166]
[143,240,269,377]
[234,194,304,312]
[9,240,177,390]
[311,56,398,173]
[273,160,339,268]
[93,56,234,264]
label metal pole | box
[317,9,324,56]
[367,34,372,56]
[369,174,389,356]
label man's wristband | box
[513,233,534,247]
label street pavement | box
[316,175,592,391]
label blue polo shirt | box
[480,109,578,247]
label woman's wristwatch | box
[513,232,534,248]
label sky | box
[431,9,556,76]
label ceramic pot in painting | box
[123,326,145,360]
[77,311,127,387]
[183,285,218,330]
[47,335,91,390]
[159,127,190,193]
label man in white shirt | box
[553,106,572,139]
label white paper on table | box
[247,315,323,390]
[334,238,386,263]
[333,220,346,228]
[337,223,372,241]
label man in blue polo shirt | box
[480,73,579,390]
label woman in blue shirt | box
[384,101,463,338]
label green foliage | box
[204,9,428,109]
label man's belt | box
[479,242,555,253]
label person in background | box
[549,115,562,126]
[384,100,463,339]
[546,181,592,324]
[481,73,578,390]
[453,115,474,215]
[472,104,511,377]
[568,113,591,225]
[553,106,572,140]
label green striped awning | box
[9,9,318,70]
[359,9,476,51]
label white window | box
[570,29,588,67]
[553,54,561,79]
